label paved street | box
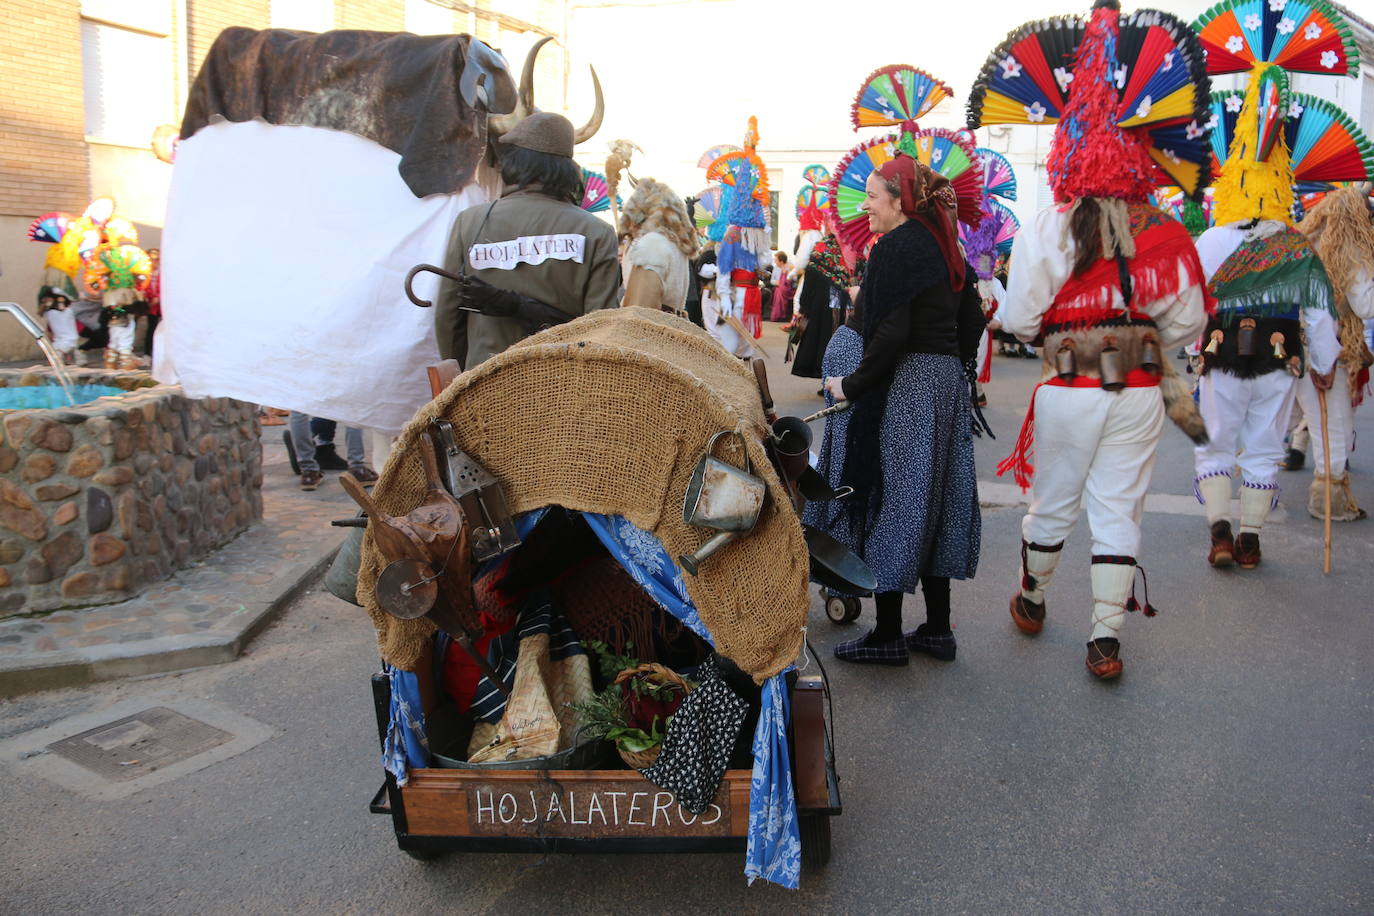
[1,325,1371,913]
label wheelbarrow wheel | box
[824,592,862,625]
[800,814,832,871]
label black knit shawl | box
[841,219,953,547]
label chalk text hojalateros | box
[466,783,731,837]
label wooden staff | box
[1317,385,1333,574]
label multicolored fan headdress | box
[968,0,1213,202]
[1154,185,1216,236]
[1206,86,1374,222]
[796,165,831,232]
[830,65,985,261]
[1194,0,1364,225]
[579,168,615,213]
[975,148,1018,201]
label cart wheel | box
[402,847,446,862]
[825,595,862,624]
[800,814,832,871]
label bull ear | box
[462,38,517,114]
[572,65,604,145]
[488,36,549,137]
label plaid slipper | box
[833,631,909,666]
[904,624,956,662]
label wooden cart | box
[367,669,841,869]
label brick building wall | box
[0,0,90,218]
[187,0,270,86]
[336,0,404,32]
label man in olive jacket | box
[435,112,620,368]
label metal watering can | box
[679,431,766,575]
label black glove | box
[458,275,573,334]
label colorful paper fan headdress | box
[851,65,954,132]
[692,186,722,229]
[796,165,831,231]
[975,148,1018,201]
[828,128,985,261]
[580,168,614,213]
[1195,0,1364,225]
[1154,185,1215,235]
[967,0,1214,202]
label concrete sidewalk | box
[0,427,357,696]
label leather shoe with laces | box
[1208,520,1235,567]
[1234,532,1261,569]
[299,469,323,491]
[1086,638,1123,680]
[1009,591,1045,635]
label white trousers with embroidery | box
[1194,370,1296,488]
[1021,386,1165,558]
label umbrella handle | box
[404,263,463,309]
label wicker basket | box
[612,663,692,769]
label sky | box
[563,0,1221,193]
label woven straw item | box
[612,663,692,769]
[357,308,809,683]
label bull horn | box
[572,65,605,145]
[488,36,552,136]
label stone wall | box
[0,369,262,616]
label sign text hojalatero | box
[466,778,732,837]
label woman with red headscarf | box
[806,153,986,665]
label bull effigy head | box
[486,37,604,145]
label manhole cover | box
[46,706,234,782]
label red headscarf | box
[875,153,966,291]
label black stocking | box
[920,575,951,635]
[873,591,903,641]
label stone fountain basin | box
[0,367,262,617]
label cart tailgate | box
[399,768,752,838]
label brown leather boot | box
[1086,638,1123,679]
[1208,520,1235,568]
[1234,532,1261,569]
[1009,592,1045,635]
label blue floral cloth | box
[382,666,429,786]
[383,508,801,890]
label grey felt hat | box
[500,112,575,158]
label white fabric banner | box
[157,120,490,434]
[468,234,585,270]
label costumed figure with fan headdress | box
[617,177,699,315]
[703,118,771,352]
[1190,0,1357,568]
[806,65,986,666]
[1290,184,1374,521]
[971,0,1213,679]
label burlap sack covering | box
[358,308,809,683]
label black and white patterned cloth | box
[804,329,981,593]
[639,655,749,815]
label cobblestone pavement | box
[0,425,359,695]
